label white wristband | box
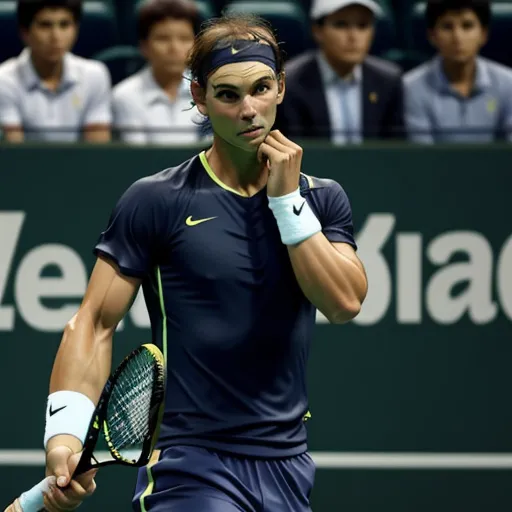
[44,391,95,449]
[268,187,322,245]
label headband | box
[199,39,277,85]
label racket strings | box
[106,351,157,454]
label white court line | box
[3,451,512,469]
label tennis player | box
[41,13,368,512]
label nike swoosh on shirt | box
[185,216,218,226]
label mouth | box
[239,126,264,138]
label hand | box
[44,447,97,511]
[258,130,303,198]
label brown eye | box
[462,20,476,30]
[440,21,454,30]
[216,90,239,101]
[255,84,270,94]
[331,20,348,29]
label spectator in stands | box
[112,0,203,145]
[275,0,404,143]
[404,0,512,143]
[0,0,112,143]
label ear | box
[312,22,323,46]
[191,80,208,116]
[427,29,437,49]
[139,40,149,60]
[276,72,286,105]
[481,27,489,47]
[20,28,29,47]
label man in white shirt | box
[0,0,112,143]
[113,0,204,145]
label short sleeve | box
[310,179,357,249]
[94,179,165,277]
[0,76,21,126]
[83,63,112,126]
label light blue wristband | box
[18,476,55,511]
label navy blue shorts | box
[132,445,316,511]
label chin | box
[444,53,474,64]
[45,53,66,63]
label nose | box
[50,26,59,40]
[50,25,65,44]
[452,26,464,44]
[346,25,360,42]
[240,95,257,122]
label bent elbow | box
[329,300,362,324]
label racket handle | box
[15,476,55,512]
[72,452,92,478]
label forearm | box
[3,126,24,143]
[46,309,112,452]
[83,125,111,143]
[50,308,112,400]
[288,233,367,323]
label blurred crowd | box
[0,0,511,145]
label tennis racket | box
[6,343,166,512]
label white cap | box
[310,0,383,20]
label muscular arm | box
[83,124,111,143]
[2,126,24,143]
[46,256,140,453]
[288,236,367,324]
[0,78,24,143]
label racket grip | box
[72,453,91,478]
[16,476,55,512]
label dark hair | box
[187,13,285,87]
[17,0,82,29]
[426,0,491,29]
[137,0,200,41]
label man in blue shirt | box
[40,13,368,512]
[404,0,512,143]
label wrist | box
[46,435,82,454]
[267,187,321,245]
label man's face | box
[22,8,78,63]
[141,18,195,76]
[313,5,375,66]
[195,60,284,153]
[429,8,487,63]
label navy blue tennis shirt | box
[94,152,356,458]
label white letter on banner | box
[0,212,25,330]
[396,233,423,324]
[426,232,497,324]
[15,244,87,331]
[497,234,512,321]
[352,214,395,326]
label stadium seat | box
[93,45,146,86]
[223,1,311,60]
[370,0,397,58]
[0,1,22,63]
[409,2,512,67]
[74,1,119,58]
[120,0,216,46]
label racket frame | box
[73,343,165,476]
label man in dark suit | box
[275,0,404,143]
